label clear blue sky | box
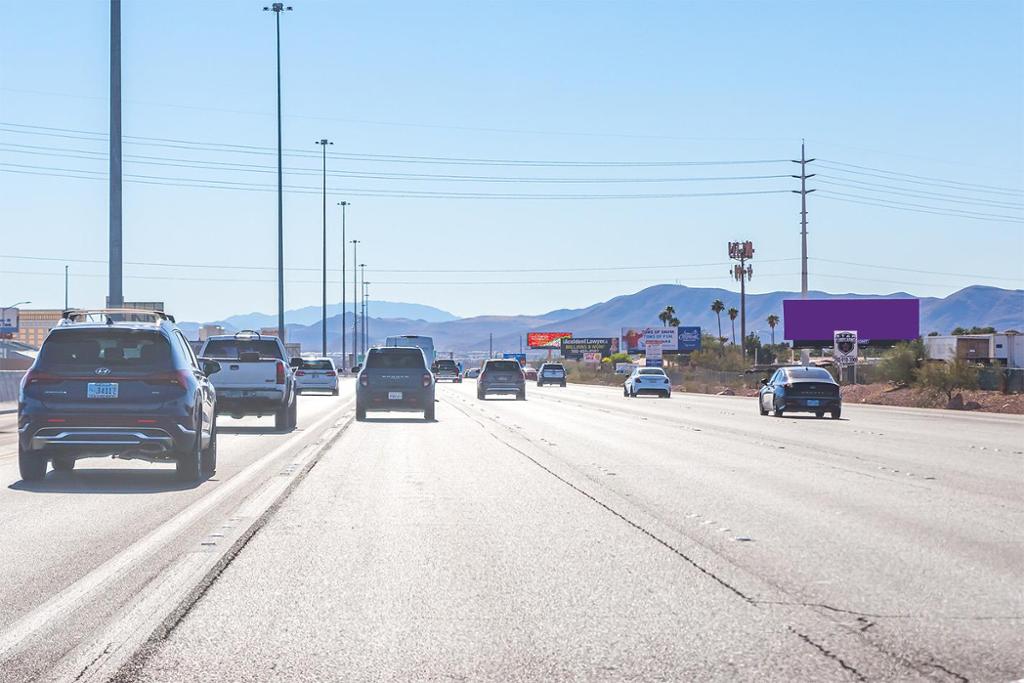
[2,0,1022,321]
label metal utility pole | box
[264,2,292,341]
[489,333,493,358]
[791,140,815,365]
[351,240,359,362]
[337,201,349,370]
[108,0,123,308]
[358,263,366,355]
[728,241,754,363]
[315,138,332,356]
[64,266,69,309]
[791,140,816,299]
[362,282,369,350]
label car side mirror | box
[352,364,361,373]
[201,359,221,377]
[760,378,769,386]
[290,357,303,368]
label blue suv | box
[17,309,220,483]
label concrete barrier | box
[0,371,25,404]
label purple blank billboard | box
[783,299,919,347]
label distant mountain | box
[279,284,1023,354]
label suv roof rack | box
[60,308,176,325]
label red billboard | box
[527,332,572,349]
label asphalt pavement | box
[113,381,1022,682]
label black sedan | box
[758,366,841,419]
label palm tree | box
[766,314,780,345]
[727,307,738,344]
[659,305,675,327]
[669,316,680,327]
[710,299,725,341]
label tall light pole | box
[350,240,360,363]
[363,282,370,350]
[792,140,815,365]
[358,262,366,357]
[729,241,754,363]
[337,201,349,370]
[108,0,123,308]
[264,3,292,340]
[315,138,332,356]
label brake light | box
[359,373,369,387]
[276,360,286,384]
[47,418,66,423]
[422,373,432,387]
[137,418,157,424]
[22,369,59,387]
[325,371,336,377]
[295,370,306,376]
[144,370,192,388]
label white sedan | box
[624,367,671,398]
[294,357,339,395]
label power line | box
[0,163,792,200]
[811,257,1024,282]
[815,178,1024,210]
[0,144,794,184]
[817,159,1023,195]
[0,122,789,168]
[816,191,1024,223]
[0,253,800,274]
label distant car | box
[431,359,462,383]
[477,359,526,400]
[463,367,481,379]
[537,363,567,387]
[759,366,841,419]
[624,367,671,398]
[384,335,435,367]
[18,308,219,482]
[522,366,538,381]
[294,357,338,395]
[356,346,435,421]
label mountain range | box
[189,284,1022,354]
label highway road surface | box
[1,381,1021,681]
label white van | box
[384,335,435,366]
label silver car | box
[624,367,671,398]
[294,357,339,396]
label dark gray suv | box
[356,347,435,421]
[477,359,526,400]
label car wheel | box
[560,382,566,388]
[663,392,671,399]
[477,390,485,400]
[175,423,202,482]
[287,396,298,429]
[425,404,436,421]
[815,411,825,419]
[516,389,526,401]
[831,407,842,420]
[201,420,217,478]
[356,403,366,421]
[623,386,628,397]
[759,398,768,416]
[275,405,289,430]
[773,407,784,417]
[19,446,48,481]
[52,455,76,472]
[332,388,339,396]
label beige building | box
[14,309,64,349]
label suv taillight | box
[22,369,59,387]
[422,373,432,387]
[325,371,336,377]
[359,373,369,387]
[295,370,306,376]
[276,361,286,384]
[144,370,192,388]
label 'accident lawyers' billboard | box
[527,332,572,349]
[561,337,618,358]
[783,299,919,348]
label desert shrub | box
[914,359,979,400]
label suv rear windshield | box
[542,365,565,372]
[433,360,458,370]
[203,339,283,360]
[365,348,426,369]
[38,329,173,373]
[301,360,334,370]
[484,361,521,373]
[786,367,834,381]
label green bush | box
[877,339,927,386]
[914,359,979,400]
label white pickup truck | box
[198,331,298,430]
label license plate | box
[806,399,820,407]
[388,391,403,400]
[87,382,119,399]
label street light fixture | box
[315,138,333,356]
[263,2,292,341]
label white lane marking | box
[0,403,348,661]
